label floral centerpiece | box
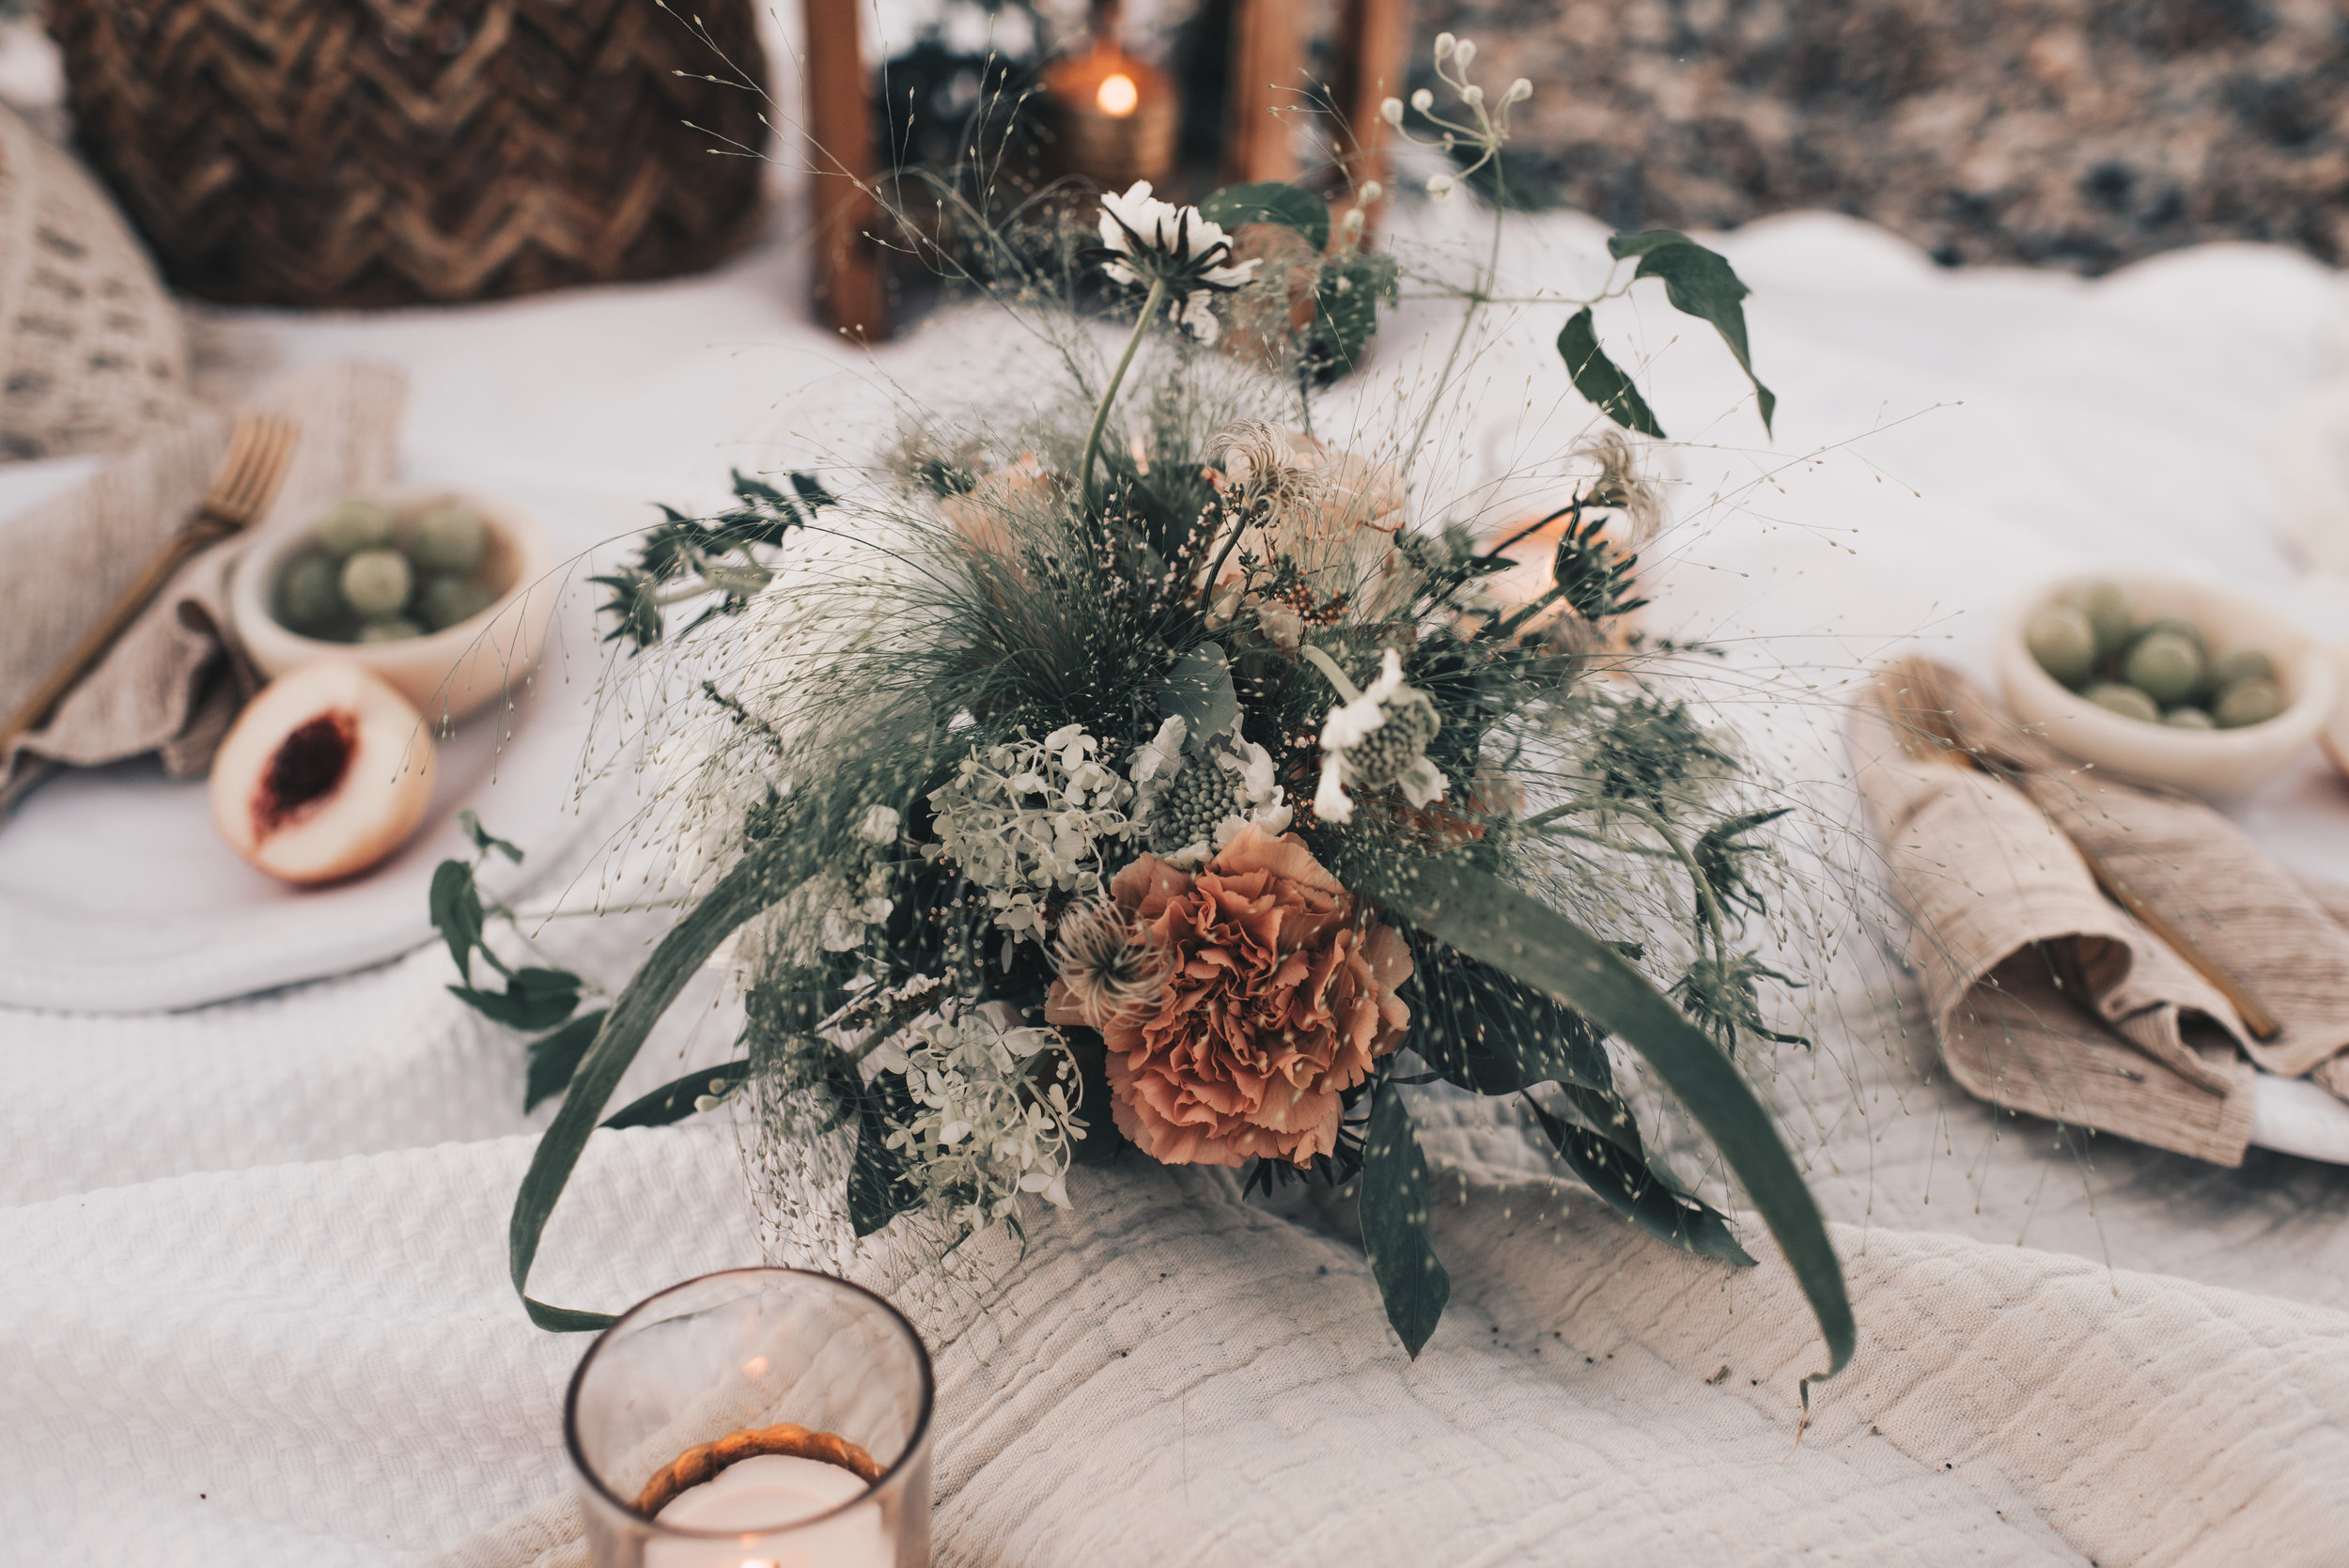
[434,34,1852,1385]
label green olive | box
[2164,706,2216,730]
[275,553,342,633]
[2121,630,2203,707]
[340,549,413,619]
[417,574,497,631]
[2074,582,2133,660]
[2086,682,2161,723]
[2027,605,2097,689]
[2137,615,2204,649]
[2216,676,2287,729]
[357,617,425,643]
[2209,647,2277,689]
[316,497,397,557]
[411,503,490,575]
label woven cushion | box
[0,101,185,460]
[46,0,769,308]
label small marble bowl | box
[230,488,558,722]
[1995,573,2335,801]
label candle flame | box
[1097,72,1140,117]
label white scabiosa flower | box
[1095,181,1262,343]
[1310,646,1447,824]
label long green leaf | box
[1340,846,1852,1378]
[507,846,787,1330]
[1360,1081,1450,1357]
[1557,308,1665,438]
[602,1059,751,1129]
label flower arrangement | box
[440,33,1853,1382]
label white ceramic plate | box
[0,592,612,1014]
[2250,1073,2349,1165]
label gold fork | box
[0,415,301,757]
[1876,654,2282,1041]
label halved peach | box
[210,663,436,884]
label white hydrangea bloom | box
[926,725,1135,943]
[882,1001,1085,1232]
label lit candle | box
[1043,1,1178,189]
[646,1454,893,1568]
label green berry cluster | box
[2025,581,2285,731]
[1150,757,1242,851]
[1344,695,1439,788]
[275,495,502,644]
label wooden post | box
[1331,0,1412,207]
[801,0,890,339]
[1221,0,1302,185]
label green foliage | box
[603,1060,752,1129]
[1309,249,1399,380]
[452,968,580,1032]
[593,468,834,652]
[1691,807,1792,922]
[1607,231,1777,436]
[525,1009,607,1112]
[1334,845,1854,1380]
[457,808,522,864]
[429,860,486,982]
[1197,181,1330,253]
[1522,1091,1753,1265]
[1558,308,1664,438]
[1360,1081,1451,1358]
[848,1071,923,1236]
[1155,641,1237,738]
[1401,941,1610,1095]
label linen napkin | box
[1849,662,2349,1166]
[0,360,407,807]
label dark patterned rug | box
[1408,0,2348,272]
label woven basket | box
[45,0,768,308]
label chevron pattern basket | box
[45,0,768,308]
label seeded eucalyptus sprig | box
[592,469,834,652]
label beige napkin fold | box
[0,361,407,808]
[1850,664,2349,1166]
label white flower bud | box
[1427,174,1456,203]
[1433,31,1455,59]
[1455,39,1476,68]
[1410,87,1434,113]
[1462,84,1484,105]
[1359,179,1383,204]
[1504,77,1533,104]
[1379,96,1404,127]
[1342,207,1366,236]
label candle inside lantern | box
[646,1454,892,1568]
[1043,34,1178,189]
[1096,70,1140,117]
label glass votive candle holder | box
[565,1268,933,1567]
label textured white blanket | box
[4,188,2348,1565]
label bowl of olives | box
[230,489,557,722]
[1996,574,2336,800]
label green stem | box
[1299,644,1364,703]
[1080,277,1168,506]
[1404,169,1509,483]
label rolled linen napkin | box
[1849,662,2349,1166]
[0,360,406,808]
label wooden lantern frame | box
[797,0,1413,340]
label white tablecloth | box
[5,204,2349,1566]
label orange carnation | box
[1045,825,1413,1167]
